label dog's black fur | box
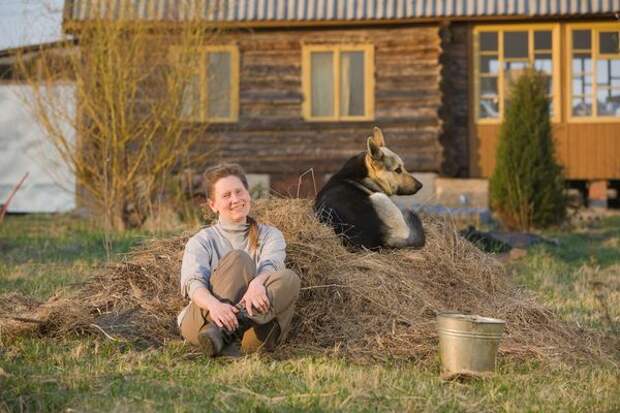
[314,152,425,250]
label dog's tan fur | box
[363,127,422,196]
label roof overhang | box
[62,0,620,34]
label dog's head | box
[364,127,423,196]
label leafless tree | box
[17,2,221,231]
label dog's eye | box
[394,167,402,174]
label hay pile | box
[0,199,602,361]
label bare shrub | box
[17,8,221,231]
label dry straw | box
[0,199,612,362]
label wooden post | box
[0,172,29,223]
[588,180,608,209]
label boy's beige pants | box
[178,250,301,353]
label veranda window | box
[302,45,374,121]
[569,24,620,119]
[474,25,560,123]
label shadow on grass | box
[529,216,620,268]
[0,215,149,265]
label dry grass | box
[0,199,613,362]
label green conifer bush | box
[490,69,566,230]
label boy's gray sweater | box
[179,218,287,302]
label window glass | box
[572,96,592,117]
[572,77,593,96]
[599,32,619,54]
[612,60,620,88]
[596,58,620,117]
[534,53,552,74]
[572,53,592,74]
[573,30,591,50]
[480,77,498,97]
[504,61,529,91]
[504,32,528,58]
[207,52,231,119]
[597,88,620,116]
[597,60,611,87]
[340,51,365,117]
[480,56,500,74]
[311,52,334,117]
[480,32,498,51]
[534,31,552,50]
[479,98,499,118]
[542,77,553,98]
[571,48,593,118]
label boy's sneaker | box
[197,323,225,356]
[198,308,255,356]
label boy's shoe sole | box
[197,325,223,356]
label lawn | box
[1,214,619,412]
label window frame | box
[302,44,375,122]
[170,44,239,123]
[473,24,561,124]
[566,22,620,123]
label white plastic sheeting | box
[0,85,76,213]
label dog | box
[314,127,426,250]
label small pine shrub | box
[490,69,566,230]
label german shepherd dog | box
[314,127,425,250]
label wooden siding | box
[564,123,620,179]
[197,25,444,188]
[472,123,620,179]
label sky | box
[0,0,65,50]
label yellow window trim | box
[302,44,375,122]
[473,23,561,125]
[566,22,620,123]
[170,44,239,123]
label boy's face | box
[208,175,251,223]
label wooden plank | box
[474,122,620,179]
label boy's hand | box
[240,279,270,317]
[206,298,239,332]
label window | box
[302,45,374,121]
[474,25,560,123]
[171,45,239,123]
[568,24,620,120]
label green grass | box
[3,337,618,412]
[1,214,619,412]
[511,216,620,333]
[0,215,147,300]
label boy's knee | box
[217,250,256,275]
[280,270,301,293]
[226,250,253,265]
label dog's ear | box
[367,137,384,161]
[372,127,386,147]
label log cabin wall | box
[438,23,470,178]
[192,25,444,194]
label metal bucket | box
[437,313,506,377]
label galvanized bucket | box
[437,313,506,378]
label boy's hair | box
[203,163,259,253]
